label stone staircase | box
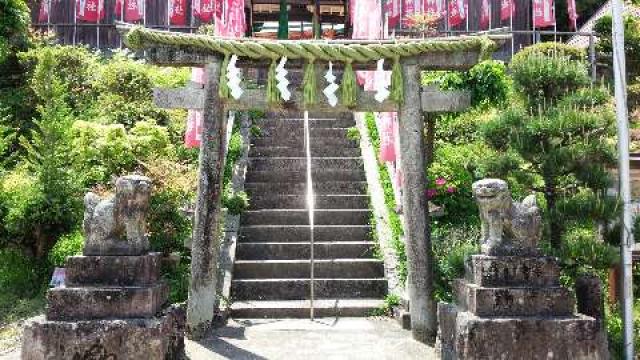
[230,112,387,318]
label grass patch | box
[369,294,402,316]
[364,113,407,283]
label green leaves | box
[510,52,590,107]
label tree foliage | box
[483,50,617,248]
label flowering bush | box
[405,12,441,37]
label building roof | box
[567,1,640,48]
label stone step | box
[230,299,383,318]
[465,255,561,288]
[258,128,353,139]
[244,181,368,195]
[65,253,162,287]
[240,209,370,226]
[235,241,376,260]
[239,225,371,243]
[252,136,358,148]
[250,194,369,210]
[233,259,385,279]
[231,278,387,300]
[246,170,366,183]
[46,283,168,321]
[264,112,353,122]
[249,146,361,158]
[454,280,574,317]
[248,157,363,172]
[257,117,355,129]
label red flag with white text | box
[385,0,402,28]
[500,0,515,21]
[567,0,577,30]
[424,0,442,15]
[448,0,466,27]
[480,0,490,29]
[76,0,105,22]
[533,0,555,28]
[38,0,49,22]
[193,0,215,22]
[170,0,187,25]
[115,0,144,22]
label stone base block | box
[454,279,573,317]
[22,305,185,360]
[83,238,149,256]
[465,255,560,287]
[437,305,609,360]
[47,283,168,321]
[66,253,162,287]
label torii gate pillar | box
[398,58,437,344]
[187,57,227,338]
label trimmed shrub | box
[20,45,98,112]
[511,42,586,64]
[510,52,590,106]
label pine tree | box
[482,50,617,249]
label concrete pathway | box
[186,317,436,360]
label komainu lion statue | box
[83,175,152,255]
[472,178,542,255]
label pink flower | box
[446,186,456,193]
[426,189,437,199]
[435,177,447,187]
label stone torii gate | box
[118,24,506,343]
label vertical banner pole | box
[612,0,635,358]
[531,0,535,44]
[73,0,77,45]
[96,0,100,49]
[489,0,492,31]
[120,0,125,48]
[303,110,315,321]
[445,0,449,36]
[510,4,514,57]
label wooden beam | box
[152,85,470,113]
[153,87,205,109]
[397,58,437,345]
[187,58,227,339]
[420,86,470,112]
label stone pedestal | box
[22,176,185,360]
[437,255,608,360]
[22,252,185,360]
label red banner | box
[115,0,144,22]
[480,0,490,29]
[533,0,555,28]
[567,0,577,30]
[169,0,187,25]
[448,0,466,27]
[385,0,402,28]
[193,0,215,22]
[424,0,442,15]
[76,0,105,22]
[38,0,49,22]
[214,0,246,37]
[500,0,515,21]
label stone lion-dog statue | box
[83,175,153,255]
[472,178,542,255]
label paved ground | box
[1,317,435,359]
[186,317,436,360]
